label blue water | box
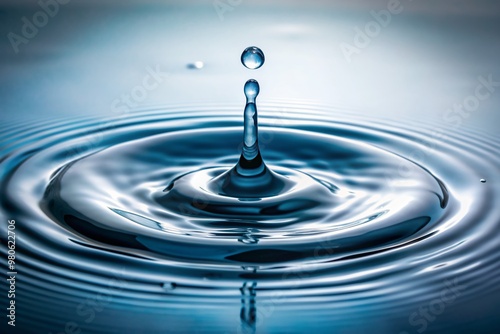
[1,2,500,334]
[1,99,500,333]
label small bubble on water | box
[187,61,204,70]
[241,46,265,70]
[161,282,177,291]
[480,179,486,183]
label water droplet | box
[480,179,486,183]
[244,79,260,101]
[187,61,204,70]
[241,46,265,70]
[161,282,177,291]
[203,48,290,198]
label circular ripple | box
[42,125,447,266]
[1,104,499,333]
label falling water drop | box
[203,46,290,198]
[241,46,265,70]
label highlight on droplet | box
[241,46,265,70]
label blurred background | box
[1,0,499,136]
